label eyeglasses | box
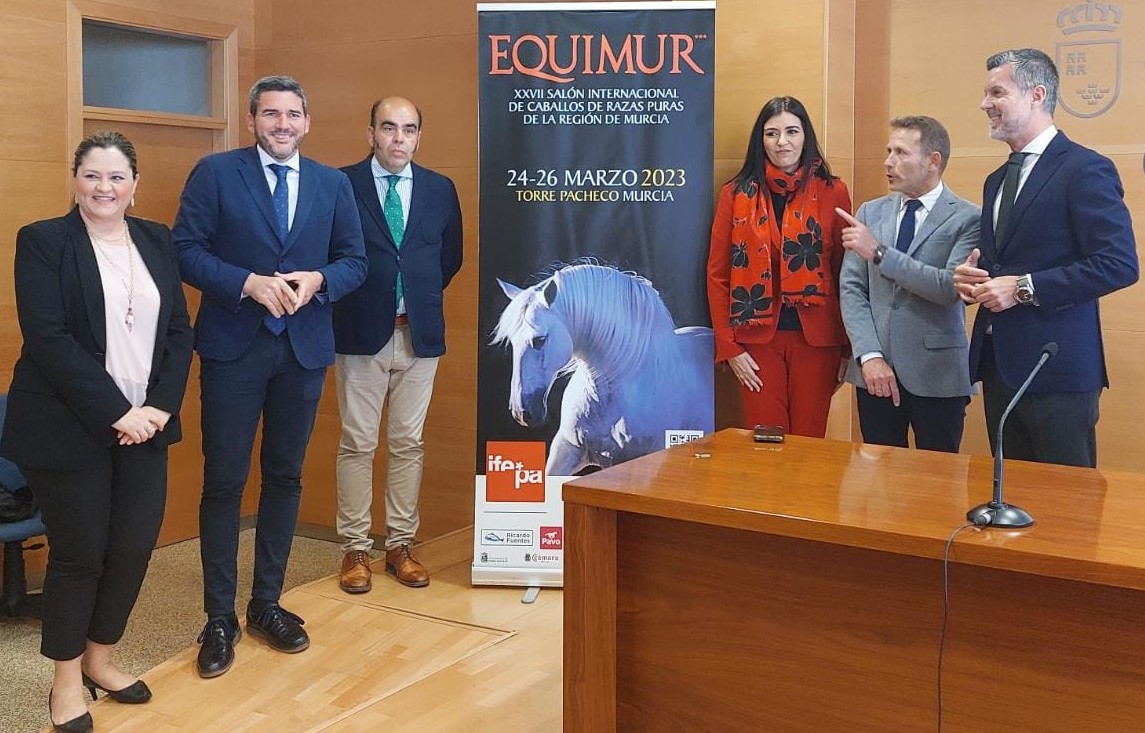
[378,123,419,137]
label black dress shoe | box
[246,602,309,653]
[82,672,152,703]
[196,616,241,678]
[48,690,93,733]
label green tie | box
[383,174,405,307]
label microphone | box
[967,341,1058,528]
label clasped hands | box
[243,271,325,319]
[113,406,171,445]
[952,248,1019,312]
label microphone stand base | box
[967,502,1035,528]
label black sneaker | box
[196,616,241,678]
[245,602,309,653]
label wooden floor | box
[67,530,562,732]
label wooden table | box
[563,430,1145,732]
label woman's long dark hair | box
[730,96,835,194]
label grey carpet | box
[0,529,342,733]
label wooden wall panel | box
[270,0,476,46]
[256,11,483,541]
[295,168,480,542]
[291,36,480,171]
[0,12,67,164]
[249,4,479,540]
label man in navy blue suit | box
[173,75,367,677]
[332,97,462,594]
[954,48,1138,467]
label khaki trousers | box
[334,325,439,552]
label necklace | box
[88,221,137,332]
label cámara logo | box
[485,441,546,502]
[488,33,706,84]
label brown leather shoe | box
[339,550,373,594]
[385,544,429,587]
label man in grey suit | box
[836,116,979,452]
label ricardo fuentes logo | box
[485,441,546,502]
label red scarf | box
[726,159,833,326]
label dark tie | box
[994,152,1028,245]
[269,163,290,241]
[383,174,406,307]
[265,163,290,335]
[895,199,922,253]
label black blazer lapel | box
[63,209,108,354]
[348,157,395,249]
[237,147,284,245]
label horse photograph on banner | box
[493,261,713,475]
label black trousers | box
[24,444,167,660]
[856,385,968,453]
[980,342,1099,468]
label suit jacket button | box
[992,265,1001,272]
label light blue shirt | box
[371,157,413,224]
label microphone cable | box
[937,521,981,732]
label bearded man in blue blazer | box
[954,49,1138,468]
[331,97,463,594]
[173,75,367,678]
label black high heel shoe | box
[82,673,152,704]
[48,689,94,733]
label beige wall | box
[2,0,1143,574]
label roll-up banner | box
[473,1,716,586]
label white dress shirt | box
[256,146,300,229]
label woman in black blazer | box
[0,132,192,732]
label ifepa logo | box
[485,441,546,502]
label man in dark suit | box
[838,116,979,452]
[954,48,1138,467]
[173,75,367,678]
[332,97,463,594]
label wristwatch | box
[872,244,887,265]
[1014,274,1038,306]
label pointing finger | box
[835,207,860,226]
